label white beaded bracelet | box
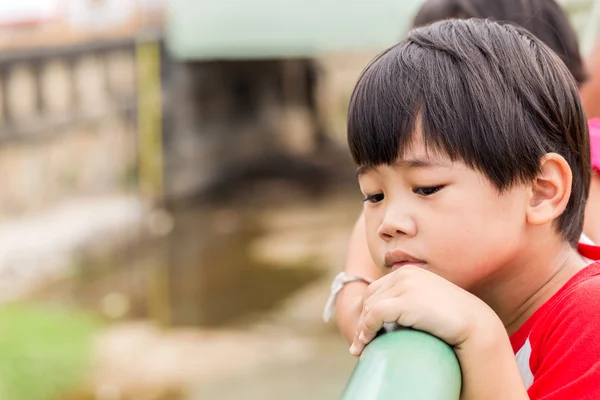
[323,272,374,322]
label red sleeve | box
[527,278,600,400]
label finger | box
[362,298,405,343]
[349,336,365,357]
[363,282,396,309]
[364,270,397,297]
[350,269,416,357]
[364,265,418,300]
[349,297,382,356]
[353,271,409,355]
[350,298,405,356]
[362,276,406,321]
[349,299,369,356]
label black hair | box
[348,19,590,246]
[412,0,587,86]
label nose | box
[377,209,417,241]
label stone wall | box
[161,53,378,201]
[164,59,321,201]
[0,42,139,218]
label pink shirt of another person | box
[588,119,600,171]
[583,119,600,247]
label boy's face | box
[358,135,531,292]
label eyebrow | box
[356,158,448,177]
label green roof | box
[166,0,424,60]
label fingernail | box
[349,343,360,356]
[358,332,367,343]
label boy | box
[346,19,600,399]
[331,0,600,348]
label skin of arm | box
[335,211,382,343]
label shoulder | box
[551,262,600,314]
[534,263,600,339]
[513,263,600,351]
[526,263,600,399]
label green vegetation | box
[0,304,101,400]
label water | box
[34,184,363,399]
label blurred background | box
[0,1,598,399]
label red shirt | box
[510,244,600,399]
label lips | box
[384,249,426,271]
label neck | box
[584,174,600,244]
[473,236,587,336]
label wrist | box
[332,278,371,344]
[457,307,508,358]
[334,281,369,324]
[336,291,366,344]
[338,278,370,298]
[323,272,373,322]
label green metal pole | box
[342,328,462,400]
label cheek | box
[424,188,525,251]
[434,185,525,233]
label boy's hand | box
[349,265,499,356]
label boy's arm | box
[454,317,528,400]
[335,211,382,343]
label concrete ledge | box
[0,195,145,301]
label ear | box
[526,153,572,226]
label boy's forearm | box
[458,317,529,400]
[335,281,369,343]
[336,211,382,343]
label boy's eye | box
[363,193,384,203]
[413,186,444,196]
